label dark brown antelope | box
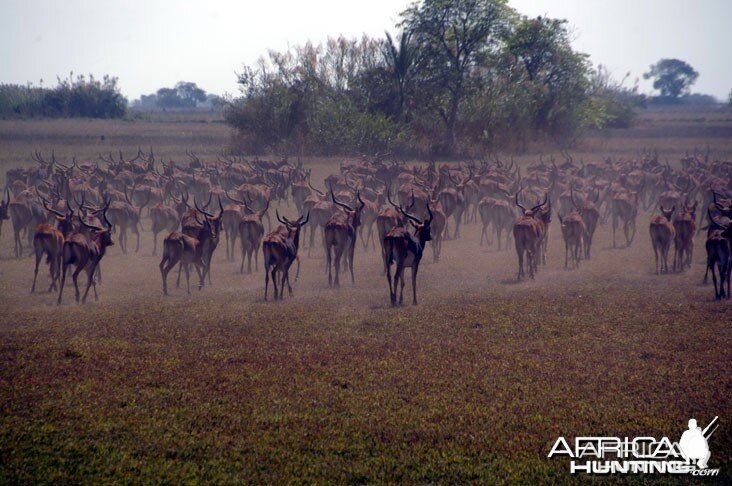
[383,203,433,306]
[513,194,548,280]
[263,211,309,300]
[57,205,114,305]
[705,210,731,299]
[324,189,365,287]
[558,210,585,269]
[649,206,675,274]
[571,188,600,259]
[0,188,10,240]
[673,201,697,272]
[31,199,74,293]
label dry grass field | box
[0,107,731,483]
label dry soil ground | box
[0,109,730,483]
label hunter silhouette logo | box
[548,416,720,475]
[679,416,717,469]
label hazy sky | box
[1,0,730,100]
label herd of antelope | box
[1,148,731,305]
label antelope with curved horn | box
[31,198,74,293]
[193,195,224,286]
[263,211,309,300]
[159,197,222,295]
[512,193,548,280]
[649,206,675,274]
[571,188,600,259]
[57,202,114,305]
[383,202,433,305]
[324,187,365,287]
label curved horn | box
[275,209,289,226]
[515,192,528,213]
[194,196,214,217]
[80,216,103,232]
[387,190,399,210]
[531,193,548,213]
[330,185,354,212]
[225,190,247,206]
[41,195,66,218]
[308,178,325,196]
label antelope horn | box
[330,184,353,212]
[41,195,66,218]
[531,193,548,213]
[194,196,214,217]
[276,209,288,226]
[307,178,325,196]
[515,192,528,213]
[225,190,247,206]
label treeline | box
[0,74,126,119]
[132,81,222,110]
[224,0,643,157]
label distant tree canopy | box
[643,58,698,98]
[0,74,126,119]
[135,81,210,109]
[225,0,640,156]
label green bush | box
[0,74,126,119]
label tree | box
[402,0,510,154]
[728,89,732,107]
[155,81,208,108]
[643,59,698,98]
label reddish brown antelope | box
[263,211,309,300]
[159,201,222,295]
[324,190,365,287]
[31,199,74,293]
[558,210,585,269]
[57,205,114,305]
[383,203,433,306]
[513,194,548,280]
[649,206,675,274]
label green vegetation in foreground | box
[1,287,729,483]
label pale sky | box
[1,0,730,101]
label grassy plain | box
[0,107,730,483]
